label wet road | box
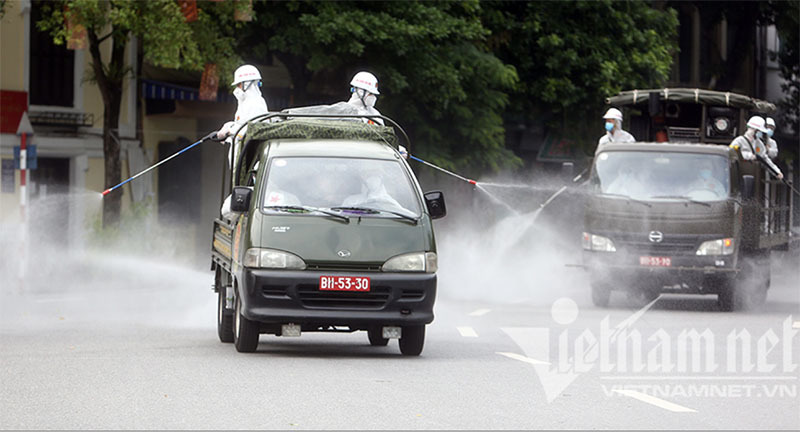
[1,249,798,430]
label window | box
[29,0,75,107]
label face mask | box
[363,93,377,108]
[233,87,246,102]
[756,131,764,140]
[605,122,614,132]
[767,129,774,138]
[700,169,712,179]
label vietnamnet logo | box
[500,298,798,403]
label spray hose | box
[101,131,217,197]
[407,155,477,186]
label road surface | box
[1,245,797,430]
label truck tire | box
[367,326,389,346]
[590,281,611,308]
[734,254,770,311]
[234,293,260,353]
[718,287,735,312]
[399,325,425,356]
[626,289,659,306]
[217,285,234,343]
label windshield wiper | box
[595,193,652,208]
[330,206,418,223]
[264,205,350,222]
[649,195,712,207]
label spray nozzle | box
[468,180,477,185]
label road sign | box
[13,145,37,170]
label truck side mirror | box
[231,186,253,213]
[561,162,574,182]
[424,191,446,219]
[741,175,755,201]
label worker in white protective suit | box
[765,117,779,159]
[217,65,270,220]
[729,116,783,180]
[596,108,635,154]
[347,71,384,126]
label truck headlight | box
[243,248,306,269]
[382,252,437,273]
[696,238,734,256]
[582,232,616,252]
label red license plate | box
[319,276,371,292]
[639,256,672,267]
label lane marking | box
[468,308,491,317]
[793,321,800,329]
[601,376,797,381]
[497,351,550,366]
[34,296,85,303]
[457,326,478,338]
[612,389,696,413]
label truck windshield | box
[592,151,730,202]
[262,157,421,217]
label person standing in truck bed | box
[596,108,635,155]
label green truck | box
[582,89,794,311]
[211,114,446,355]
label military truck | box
[211,113,446,355]
[582,89,794,310]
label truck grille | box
[297,284,391,309]
[305,262,382,272]
[611,232,706,255]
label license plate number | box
[319,276,371,292]
[639,256,672,267]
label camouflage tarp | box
[245,118,398,146]
[606,88,777,113]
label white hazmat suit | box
[218,65,270,220]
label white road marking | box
[793,321,800,329]
[612,389,696,413]
[457,326,478,338]
[34,297,84,303]
[468,308,491,317]
[496,351,550,366]
[601,376,797,381]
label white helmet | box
[231,64,261,86]
[765,117,776,128]
[746,115,768,133]
[350,71,380,95]
[602,108,623,121]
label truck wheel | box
[718,289,735,312]
[399,325,425,356]
[591,283,611,308]
[626,289,659,306]
[367,326,389,346]
[234,293,259,353]
[217,285,234,343]
[733,253,770,311]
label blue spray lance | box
[101,131,218,197]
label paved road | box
[1,245,798,430]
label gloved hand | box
[217,121,235,140]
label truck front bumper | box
[582,251,737,290]
[236,268,436,327]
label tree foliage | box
[772,0,799,133]
[36,0,241,227]
[483,0,678,149]
[240,0,520,173]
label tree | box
[239,1,520,173]
[772,0,799,133]
[36,0,242,227]
[483,0,679,153]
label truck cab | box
[211,114,446,355]
[583,89,793,310]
